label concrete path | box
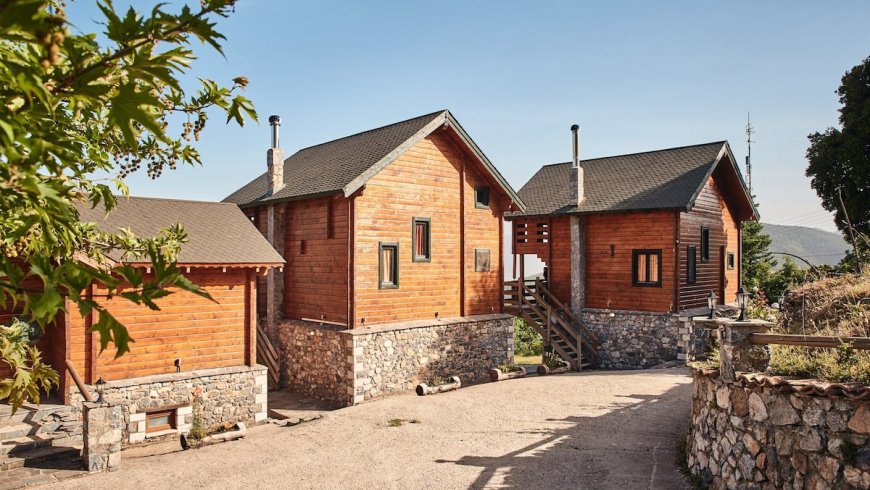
[46,367,693,489]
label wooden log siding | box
[679,175,740,309]
[68,268,254,382]
[283,195,350,324]
[584,211,677,312]
[463,157,504,316]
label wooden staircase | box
[504,279,600,370]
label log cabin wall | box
[246,205,270,320]
[282,195,350,324]
[462,159,505,316]
[67,268,255,382]
[679,175,740,309]
[584,210,677,312]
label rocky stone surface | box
[82,402,122,472]
[70,365,267,445]
[581,309,685,369]
[687,368,870,489]
[275,314,513,406]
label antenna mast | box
[745,113,755,193]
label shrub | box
[514,318,542,356]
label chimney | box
[570,124,584,206]
[267,115,284,195]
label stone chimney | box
[570,124,584,206]
[267,115,284,195]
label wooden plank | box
[751,333,870,350]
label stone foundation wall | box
[275,314,514,406]
[70,365,267,445]
[277,321,354,406]
[688,368,870,489]
[580,309,682,369]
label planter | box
[537,361,571,376]
[181,422,247,450]
[415,376,461,396]
[488,367,527,382]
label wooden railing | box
[256,324,281,385]
[533,278,600,355]
[750,333,870,350]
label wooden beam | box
[751,333,870,350]
[459,155,466,317]
[244,269,255,366]
[86,284,97,384]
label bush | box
[514,318,542,356]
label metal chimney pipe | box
[571,124,580,168]
[268,115,281,149]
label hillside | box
[761,223,849,267]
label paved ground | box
[45,367,693,490]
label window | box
[700,226,710,262]
[412,218,431,262]
[146,410,175,433]
[687,246,697,284]
[474,186,490,209]
[727,252,735,270]
[475,249,491,272]
[326,200,335,239]
[632,249,662,287]
[378,242,399,289]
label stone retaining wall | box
[688,368,870,489]
[70,365,267,445]
[580,309,685,369]
[275,314,514,406]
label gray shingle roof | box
[511,141,731,217]
[223,111,446,206]
[77,197,285,265]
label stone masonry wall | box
[275,314,514,406]
[70,365,267,445]
[580,309,682,369]
[277,320,355,406]
[688,368,870,489]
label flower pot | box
[415,376,461,396]
[537,361,571,376]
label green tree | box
[806,54,870,271]
[0,0,256,409]
[742,207,777,293]
[765,257,806,302]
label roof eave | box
[683,142,758,221]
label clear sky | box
[68,1,870,232]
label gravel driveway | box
[49,367,693,489]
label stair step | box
[0,435,54,456]
[0,423,37,442]
[0,443,81,471]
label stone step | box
[0,435,53,456]
[0,423,37,442]
[0,403,75,426]
[0,443,81,471]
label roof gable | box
[77,197,285,265]
[513,141,754,219]
[223,110,524,210]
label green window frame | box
[378,242,399,289]
[412,217,431,263]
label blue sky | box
[69,1,870,232]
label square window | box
[632,249,662,287]
[475,249,491,272]
[146,410,175,433]
[687,246,697,284]
[475,186,490,209]
[727,252,735,270]
[701,227,710,262]
[412,218,431,262]
[379,242,399,289]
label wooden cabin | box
[507,140,756,369]
[224,110,525,404]
[2,197,283,444]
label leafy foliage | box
[0,0,255,409]
[742,208,776,293]
[0,318,58,410]
[806,54,870,271]
[513,317,542,356]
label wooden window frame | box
[145,409,176,434]
[474,248,491,272]
[632,249,662,287]
[378,242,400,289]
[700,226,710,262]
[411,217,431,263]
[687,246,697,284]
[727,251,735,270]
[474,186,491,209]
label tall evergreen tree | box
[741,199,777,294]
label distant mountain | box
[762,223,849,267]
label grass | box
[387,418,420,427]
[514,354,541,365]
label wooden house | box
[224,110,525,404]
[2,197,283,446]
[507,132,756,370]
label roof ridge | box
[538,140,727,168]
[289,110,447,155]
[108,195,234,206]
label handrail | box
[521,282,587,352]
[65,359,94,402]
[534,279,601,352]
[750,333,870,350]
